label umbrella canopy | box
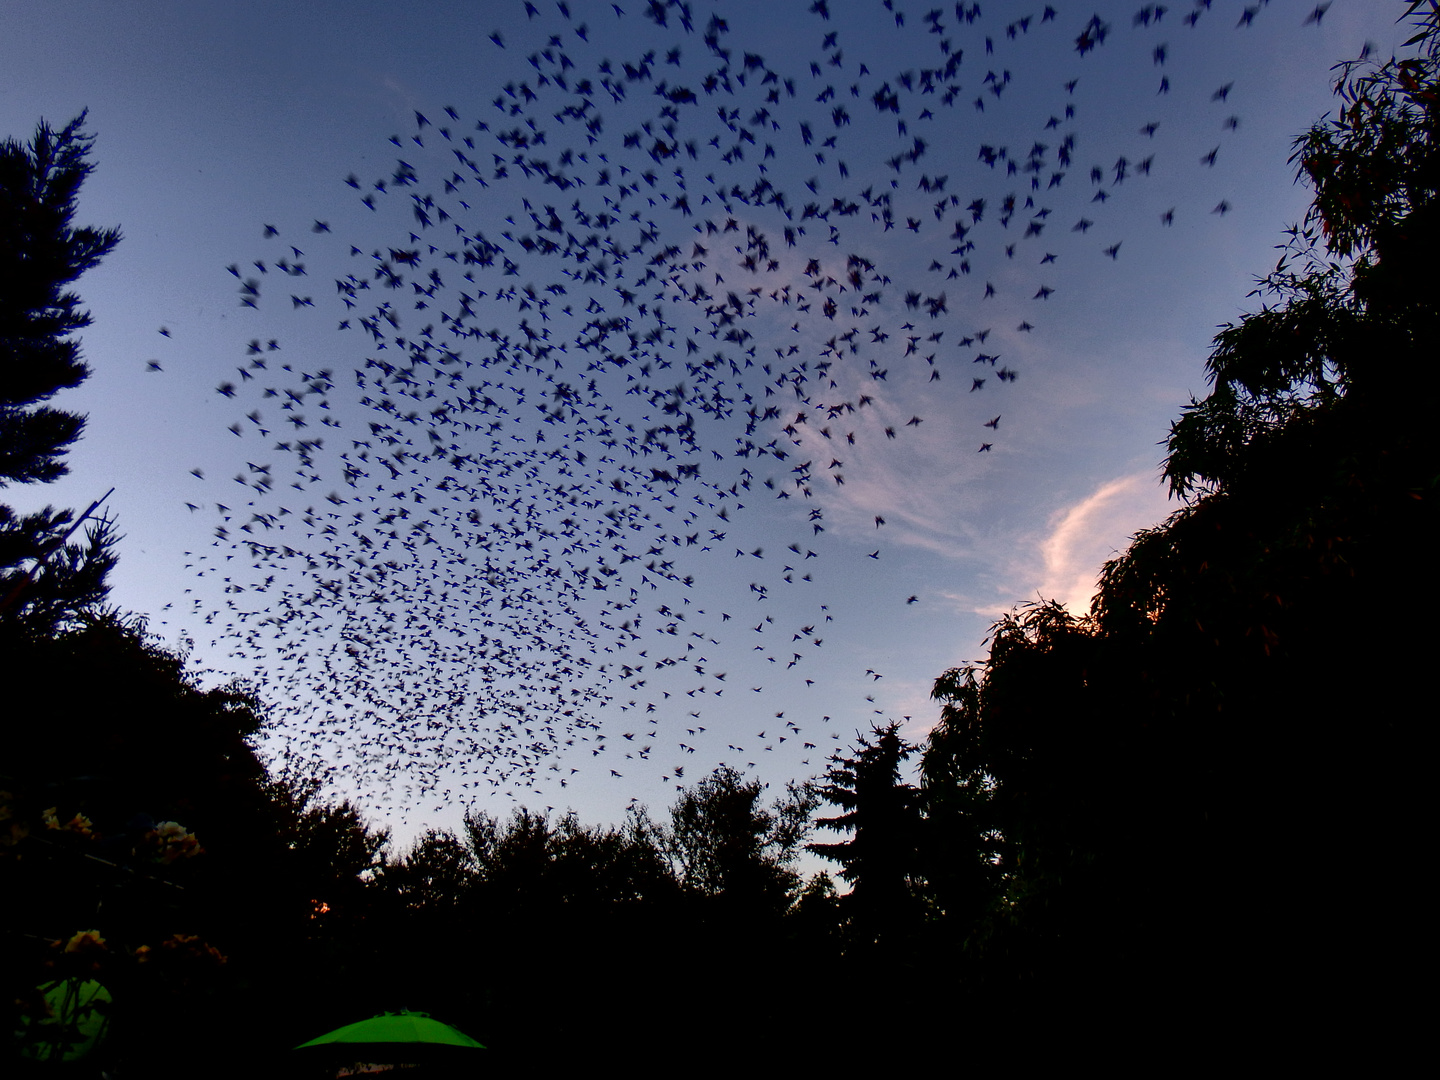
[295,1011,485,1058]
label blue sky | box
[1,1,1407,844]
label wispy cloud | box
[1034,470,1172,615]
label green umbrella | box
[295,1010,485,1061]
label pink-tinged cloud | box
[1036,471,1173,615]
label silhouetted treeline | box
[911,21,1437,1055]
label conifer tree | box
[0,112,120,629]
[0,111,120,486]
[809,722,921,945]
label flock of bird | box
[151,0,1337,821]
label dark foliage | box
[347,772,827,1068]
[1,612,280,1075]
[0,503,116,636]
[809,723,922,950]
[0,112,119,633]
[665,764,816,919]
[919,13,1437,1052]
[0,112,120,487]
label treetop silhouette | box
[0,111,120,487]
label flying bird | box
[170,0,1286,821]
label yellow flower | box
[147,822,202,864]
[62,931,106,955]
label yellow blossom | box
[61,931,106,954]
[146,822,202,864]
